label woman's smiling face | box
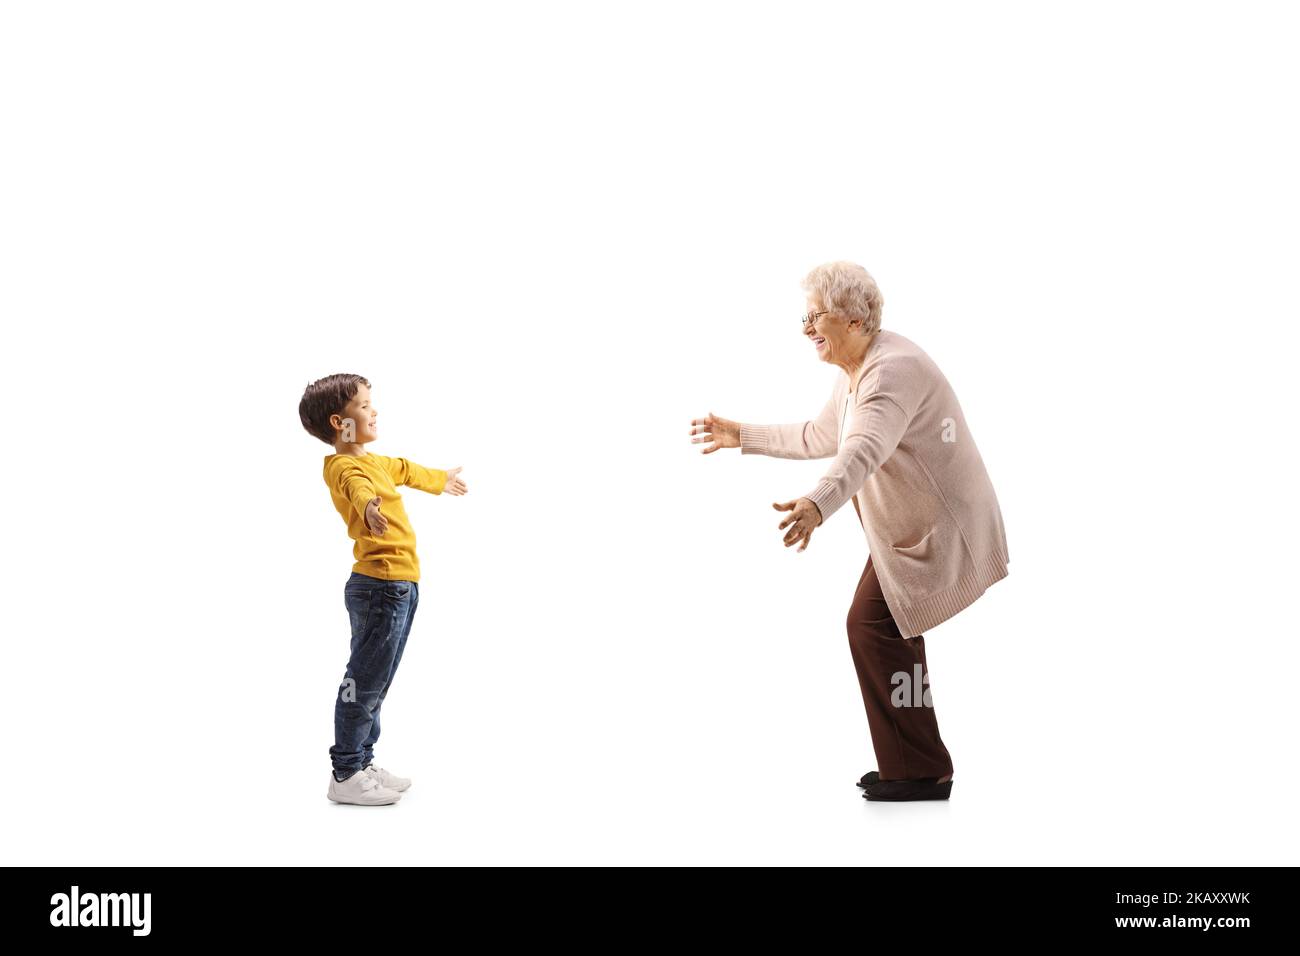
[804,296,862,363]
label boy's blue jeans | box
[330,572,419,779]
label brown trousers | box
[846,553,954,781]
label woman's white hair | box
[801,261,884,335]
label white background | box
[3,1,1297,865]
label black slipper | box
[862,777,953,801]
[856,771,880,789]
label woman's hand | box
[689,411,741,454]
[773,497,822,552]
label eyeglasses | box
[801,310,830,330]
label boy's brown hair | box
[299,373,371,446]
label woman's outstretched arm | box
[804,390,910,523]
[738,390,840,460]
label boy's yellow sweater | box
[323,452,448,582]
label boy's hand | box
[364,496,388,536]
[442,465,468,496]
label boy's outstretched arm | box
[380,456,449,494]
[329,458,382,517]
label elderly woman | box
[690,261,1009,802]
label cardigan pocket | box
[888,530,938,601]
[891,530,934,555]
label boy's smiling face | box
[331,383,379,449]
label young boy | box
[298,373,468,806]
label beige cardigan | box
[740,329,1009,637]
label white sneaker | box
[363,764,411,792]
[328,769,403,806]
